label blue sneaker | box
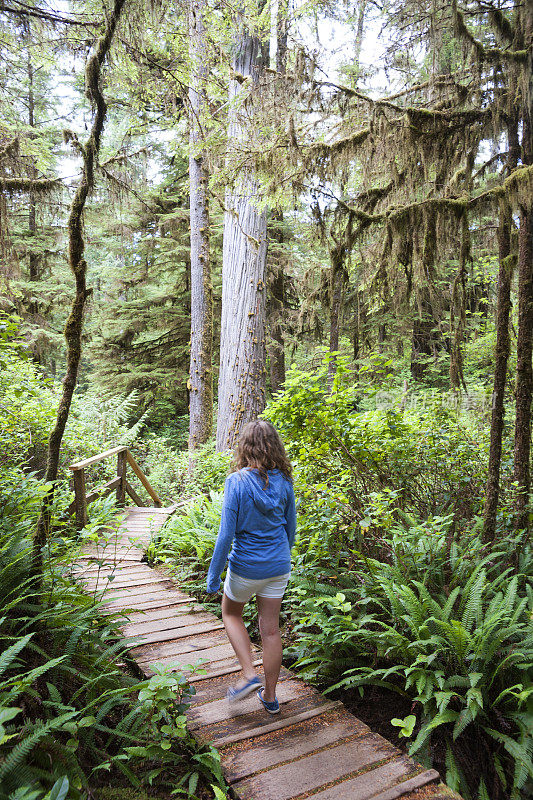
[257,687,280,714]
[226,676,262,703]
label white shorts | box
[223,568,290,603]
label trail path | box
[74,507,460,800]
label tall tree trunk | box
[188,0,213,450]
[24,18,40,322]
[266,6,286,396]
[34,0,126,569]
[353,290,360,362]
[267,212,286,395]
[513,202,533,532]
[484,203,514,541]
[513,5,533,533]
[353,0,366,79]
[275,0,288,72]
[410,299,434,380]
[216,31,268,451]
[328,244,346,383]
[483,112,519,542]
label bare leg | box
[221,593,257,684]
[257,595,283,702]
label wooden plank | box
[85,476,121,506]
[221,707,371,784]
[82,568,168,581]
[73,469,87,529]
[232,736,398,800]
[186,657,264,682]
[75,566,160,579]
[367,770,440,800]
[122,611,214,635]
[70,445,127,471]
[286,759,435,800]
[190,666,292,706]
[124,511,168,517]
[85,576,176,591]
[187,679,321,730]
[126,451,163,507]
[102,597,198,612]
[79,547,143,556]
[134,641,236,666]
[130,626,229,653]
[116,449,127,506]
[78,558,143,569]
[125,620,225,646]
[120,605,205,623]
[80,555,144,566]
[125,480,145,507]
[101,587,189,602]
[195,699,343,747]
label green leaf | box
[43,776,69,800]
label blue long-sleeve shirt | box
[206,468,297,593]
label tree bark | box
[328,243,346,383]
[188,0,213,450]
[34,0,126,568]
[513,203,533,532]
[512,4,533,533]
[24,18,40,322]
[216,30,268,451]
[483,203,514,541]
[267,211,286,395]
[411,279,438,381]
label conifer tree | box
[216,21,269,450]
[188,0,213,450]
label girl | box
[206,419,296,714]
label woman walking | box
[206,419,296,714]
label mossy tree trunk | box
[484,113,519,542]
[410,299,435,380]
[188,0,213,451]
[266,14,287,397]
[513,200,533,532]
[267,211,286,395]
[23,18,40,324]
[216,31,268,451]
[512,4,533,533]
[484,203,514,541]
[328,242,347,383]
[33,0,127,570]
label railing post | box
[72,468,88,530]
[116,449,127,507]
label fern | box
[0,635,33,678]
[0,713,77,782]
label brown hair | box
[231,419,292,486]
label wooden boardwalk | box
[74,508,460,800]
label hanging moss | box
[0,177,59,194]
[0,138,19,162]
[504,165,533,211]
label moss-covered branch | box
[453,0,527,63]
[0,177,59,194]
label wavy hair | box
[231,419,292,486]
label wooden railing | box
[69,446,162,529]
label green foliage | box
[264,355,487,533]
[0,314,57,470]
[149,491,222,576]
[0,468,227,800]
